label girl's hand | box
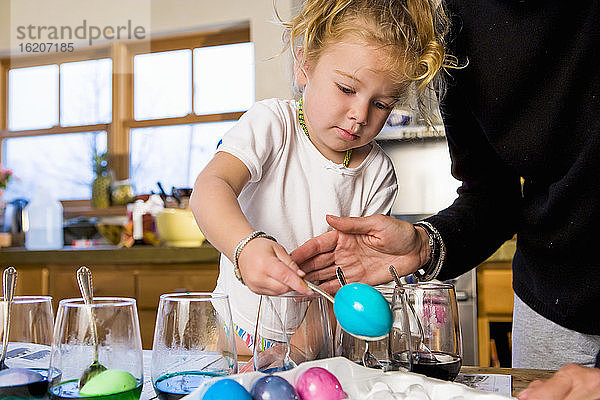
[238,238,310,295]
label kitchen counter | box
[0,243,220,265]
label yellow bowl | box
[155,208,205,247]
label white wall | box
[0,0,298,100]
[380,140,460,215]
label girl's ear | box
[293,48,309,87]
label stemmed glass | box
[48,297,143,400]
[253,292,333,372]
[396,282,463,381]
[151,293,237,400]
[335,286,411,371]
[0,295,55,399]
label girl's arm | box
[190,151,309,295]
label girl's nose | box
[348,100,369,126]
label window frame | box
[0,21,250,194]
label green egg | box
[79,369,137,396]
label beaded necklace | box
[297,98,352,168]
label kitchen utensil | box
[305,279,392,340]
[76,266,107,388]
[170,186,182,206]
[0,267,46,390]
[388,266,439,362]
[335,266,346,287]
[334,284,411,372]
[156,181,169,203]
[334,267,383,369]
[0,267,17,371]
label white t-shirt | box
[214,98,398,336]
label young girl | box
[190,0,451,355]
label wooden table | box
[461,366,555,397]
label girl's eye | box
[336,84,355,94]
[374,101,391,110]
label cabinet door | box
[478,268,514,315]
[49,265,136,308]
[1,265,47,296]
[137,267,219,309]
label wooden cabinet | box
[0,245,220,349]
[49,265,136,305]
[0,265,48,296]
[136,266,219,347]
[477,262,513,367]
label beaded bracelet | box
[413,221,446,281]
[233,231,277,285]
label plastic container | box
[24,186,64,250]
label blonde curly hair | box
[279,0,457,123]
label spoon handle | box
[304,280,335,304]
[336,266,347,287]
[0,266,17,369]
[77,266,100,362]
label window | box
[0,23,252,204]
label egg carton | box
[184,357,514,400]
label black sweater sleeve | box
[426,77,521,281]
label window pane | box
[9,65,58,130]
[193,42,254,114]
[130,122,235,194]
[61,59,112,126]
[134,50,192,120]
[2,132,106,201]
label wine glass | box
[151,293,237,400]
[0,295,55,399]
[335,286,411,371]
[253,292,333,372]
[48,297,143,400]
[399,282,463,381]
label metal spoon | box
[388,266,439,363]
[77,266,107,389]
[335,267,384,370]
[303,273,391,340]
[0,267,17,371]
[0,267,44,384]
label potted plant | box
[91,150,112,208]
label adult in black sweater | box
[292,0,600,369]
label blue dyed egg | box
[334,283,393,339]
[251,375,299,400]
[202,379,252,400]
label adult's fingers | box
[318,278,344,294]
[294,252,336,274]
[291,230,338,265]
[325,214,383,235]
[304,264,338,283]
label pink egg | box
[295,367,347,400]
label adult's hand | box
[291,214,430,293]
[517,364,600,400]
